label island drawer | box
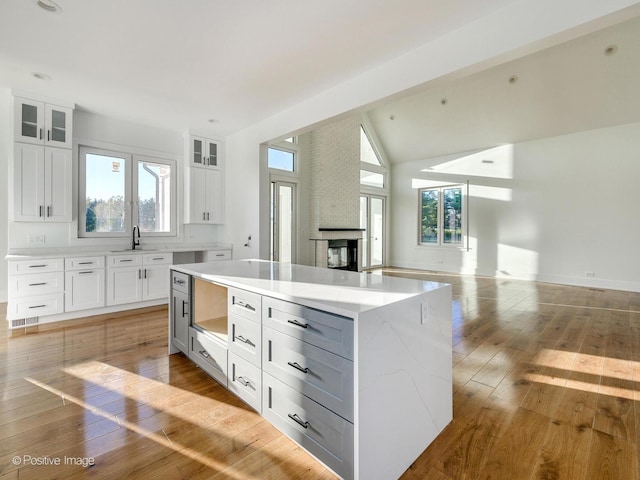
[228,287,261,323]
[228,352,261,412]
[229,313,261,367]
[9,271,64,298]
[9,258,64,275]
[189,327,228,387]
[65,256,105,270]
[171,271,190,295]
[263,326,354,422]
[263,372,354,480]
[262,297,354,360]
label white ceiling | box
[367,14,640,163]
[0,0,516,137]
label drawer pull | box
[235,335,254,346]
[287,361,309,374]
[235,300,255,312]
[237,376,250,387]
[216,253,225,257]
[173,278,185,285]
[120,259,134,263]
[287,319,309,329]
[29,264,48,268]
[199,350,210,359]
[287,413,309,429]
[28,282,47,286]
[152,257,164,261]
[29,304,47,309]
[78,261,93,265]
[78,271,94,275]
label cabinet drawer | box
[263,372,354,480]
[9,271,64,298]
[190,327,228,387]
[108,254,142,267]
[263,326,354,422]
[262,297,354,360]
[65,256,105,270]
[10,294,64,319]
[9,258,63,274]
[143,253,172,265]
[229,313,261,367]
[228,287,261,323]
[228,352,261,412]
[171,270,190,295]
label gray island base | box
[169,260,452,480]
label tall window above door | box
[78,146,176,238]
[360,125,386,190]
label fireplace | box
[327,239,358,271]
[311,228,364,272]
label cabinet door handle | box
[287,319,308,329]
[207,212,210,221]
[287,361,309,374]
[182,300,188,317]
[47,130,50,142]
[235,300,255,312]
[28,282,47,286]
[199,350,210,359]
[287,413,309,429]
[202,212,206,221]
[144,269,147,279]
[138,269,142,280]
[235,335,253,346]
[39,205,44,217]
[39,128,43,140]
[47,206,51,217]
[237,376,250,387]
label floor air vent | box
[10,317,39,329]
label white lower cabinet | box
[106,253,171,306]
[65,269,105,312]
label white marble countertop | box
[6,243,232,260]
[171,259,449,317]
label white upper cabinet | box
[188,136,222,169]
[14,97,73,149]
[13,144,72,222]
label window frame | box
[418,184,466,248]
[78,145,177,238]
[267,145,297,174]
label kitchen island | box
[169,259,452,480]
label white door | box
[14,97,44,145]
[188,167,207,223]
[65,270,106,312]
[106,266,143,306]
[360,195,385,269]
[45,147,72,221]
[271,181,296,263]
[205,169,224,224]
[143,264,169,300]
[13,143,45,221]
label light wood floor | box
[1,271,640,479]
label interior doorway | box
[270,181,296,263]
[360,194,385,269]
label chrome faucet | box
[132,225,140,250]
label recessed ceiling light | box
[508,75,518,84]
[33,0,63,14]
[32,72,52,80]
[604,44,618,56]
[440,98,448,106]
[208,119,219,124]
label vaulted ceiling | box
[1,0,639,164]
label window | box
[360,125,386,189]
[419,185,464,246]
[268,147,295,172]
[79,146,176,237]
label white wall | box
[0,88,11,302]
[390,122,640,292]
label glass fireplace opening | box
[327,239,358,271]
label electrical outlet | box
[421,302,429,324]
[28,234,46,245]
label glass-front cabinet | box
[14,97,73,148]
[189,136,220,169]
